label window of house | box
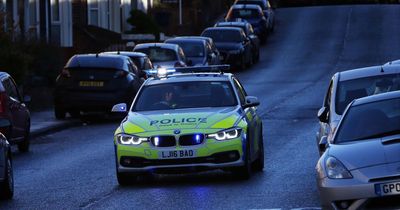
[51,0,60,22]
[88,0,99,26]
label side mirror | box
[23,95,31,103]
[112,103,128,113]
[318,136,328,155]
[317,106,329,123]
[243,96,260,109]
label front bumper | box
[115,136,244,173]
[318,176,400,209]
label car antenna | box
[381,66,384,73]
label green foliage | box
[127,9,160,36]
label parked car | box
[225,4,268,43]
[101,51,153,79]
[133,43,187,68]
[201,27,253,70]
[54,54,143,119]
[0,72,31,152]
[0,133,13,199]
[178,36,222,64]
[165,37,220,66]
[234,0,275,32]
[316,65,400,155]
[316,91,400,210]
[215,21,260,63]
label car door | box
[2,77,28,140]
[233,78,260,161]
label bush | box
[127,9,160,36]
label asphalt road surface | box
[2,5,400,210]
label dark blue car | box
[226,4,268,43]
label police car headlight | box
[116,134,148,145]
[325,156,353,179]
[207,128,242,141]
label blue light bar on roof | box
[145,65,230,78]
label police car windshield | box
[133,81,238,111]
[135,48,177,62]
[335,74,400,115]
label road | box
[2,5,400,210]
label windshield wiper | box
[353,130,400,141]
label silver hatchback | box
[316,65,400,155]
[316,91,400,209]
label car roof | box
[231,4,262,10]
[179,36,213,43]
[352,90,400,106]
[384,59,400,66]
[101,51,147,58]
[134,43,179,51]
[338,65,400,81]
[144,73,233,86]
[65,54,129,70]
[216,21,248,27]
[165,37,206,45]
[203,27,243,32]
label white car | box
[316,65,400,155]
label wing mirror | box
[243,96,260,109]
[112,103,128,113]
[318,136,328,156]
[317,106,329,123]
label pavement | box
[30,110,81,139]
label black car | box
[165,37,220,66]
[54,54,143,119]
[178,36,222,64]
[226,4,268,43]
[0,72,31,152]
[201,27,252,70]
[215,21,260,63]
[0,133,13,199]
[101,51,153,79]
[234,0,275,32]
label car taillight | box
[0,92,7,114]
[114,70,128,78]
[61,69,71,78]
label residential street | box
[1,5,400,209]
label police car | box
[111,65,264,185]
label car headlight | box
[325,156,353,179]
[116,134,148,145]
[207,128,242,141]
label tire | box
[0,155,14,200]
[54,106,66,120]
[17,123,30,153]
[117,171,138,186]
[253,131,264,172]
[232,140,252,180]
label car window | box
[202,29,243,43]
[172,42,205,58]
[144,58,153,70]
[3,77,20,102]
[335,98,400,143]
[324,80,333,107]
[230,9,262,19]
[135,48,178,62]
[233,78,247,104]
[133,81,238,111]
[335,73,400,115]
[128,60,139,75]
